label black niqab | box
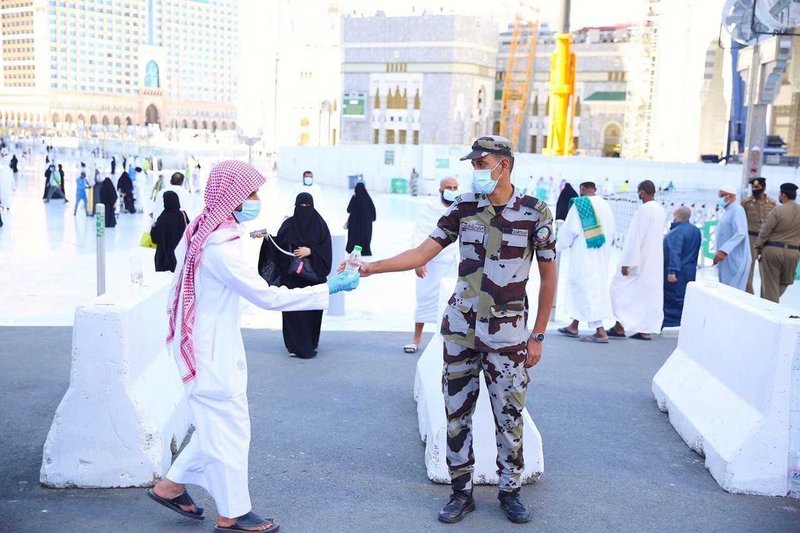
[151,191,189,272]
[99,177,118,227]
[346,182,376,255]
[275,192,332,285]
[555,183,578,221]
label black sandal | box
[607,329,627,339]
[215,512,279,532]
[146,488,205,520]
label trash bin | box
[391,178,409,194]
[347,174,364,189]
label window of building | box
[531,135,537,153]
[398,129,407,144]
[413,130,419,145]
[386,129,395,144]
[373,128,379,144]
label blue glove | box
[327,271,360,294]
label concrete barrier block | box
[652,281,800,497]
[40,274,191,488]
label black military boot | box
[437,490,475,523]
[498,489,531,523]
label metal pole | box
[741,43,763,197]
[560,0,571,34]
[96,204,106,296]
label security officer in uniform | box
[754,182,800,303]
[352,136,557,524]
[742,177,776,294]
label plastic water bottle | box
[345,245,362,274]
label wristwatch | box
[531,332,545,343]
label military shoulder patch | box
[534,225,552,243]
[520,195,546,211]
[456,192,479,203]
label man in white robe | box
[404,177,459,353]
[147,161,358,532]
[556,181,616,343]
[609,180,666,340]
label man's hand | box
[712,251,727,265]
[293,246,311,258]
[525,337,542,368]
[621,266,630,276]
[415,265,427,278]
[667,273,678,283]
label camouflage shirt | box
[742,196,776,235]
[429,188,556,353]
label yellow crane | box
[499,15,539,148]
[544,0,576,156]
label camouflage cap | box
[460,135,514,161]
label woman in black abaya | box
[274,192,332,359]
[345,182,376,255]
[555,182,578,222]
[99,177,118,228]
[117,171,136,214]
[150,191,189,272]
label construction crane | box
[544,0,576,156]
[499,14,539,149]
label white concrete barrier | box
[40,273,191,488]
[652,281,800,497]
[413,278,544,484]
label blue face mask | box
[716,197,728,209]
[233,199,261,223]
[472,162,501,195]
[303,177,313,186]
[442,189,458,203]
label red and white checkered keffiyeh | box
[167,160,266,383]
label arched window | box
[574,97,581,117]
[52,113,60,126]
[413,88,421,110]
[113,116,121,127]
[220,121,227,130]
[532,96,539,116]
[202,120,208,130]
[90,115,98,125]
[65,114,73,123]
[145,104,159,125]
[374,88,381,109]
[602,123,622,157]
[144,60,160,88]
[183,119,189,128]
[125,116,133,126]
[77,114,85,124]
[192,119,198,129]
[211,121,217,131]
[102,116,109,126]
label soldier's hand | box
[667,273,678,283]
[621,266,630,276]
[525,337,542,368]
[713,251,727,265]
[415,265,427,278]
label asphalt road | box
[1,327,798,532]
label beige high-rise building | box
[0,0,239,135]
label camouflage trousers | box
[442,339,529,492]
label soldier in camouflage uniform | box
[742,177,776,294]
[353,136,558,524]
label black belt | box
[765,241,800,251]
[748,231,759,237]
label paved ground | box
[1,328,799,533]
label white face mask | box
[472,162,501,195]
[442,189,458,203]
[233,199,261,223]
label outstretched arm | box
[360,238,444,277]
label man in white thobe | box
[556,181,616,343]
[148,161,359,532]
[609,180,666,340]
[714,184,751,291]
[404,177,459,353]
